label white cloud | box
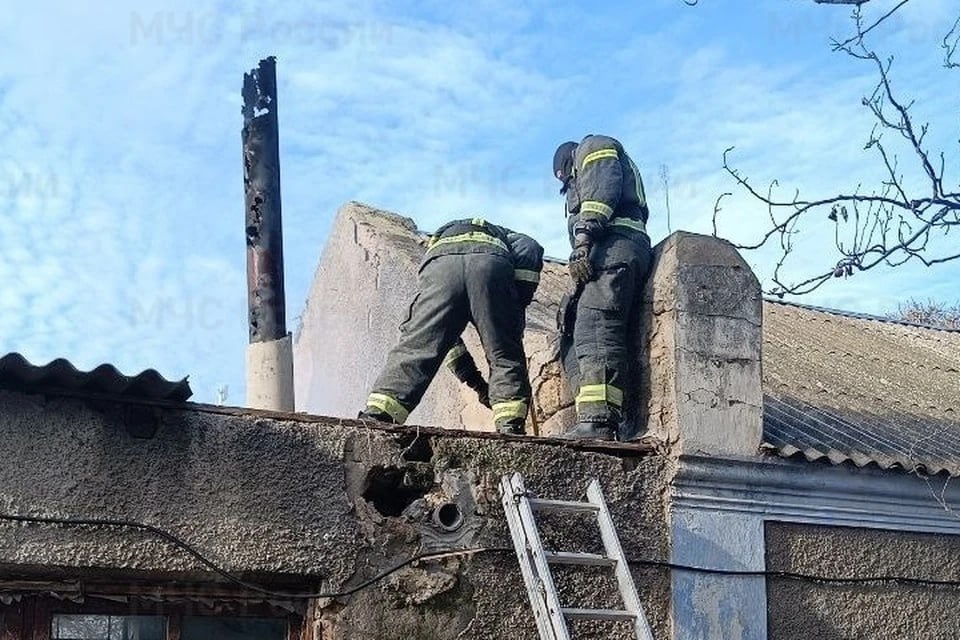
[0,0,565,402]
[2,0,956,407]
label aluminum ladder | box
[499,472,654,640]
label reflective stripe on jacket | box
[564,135,649,245]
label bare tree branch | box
[890,298,960,329]
[832,0,911,50]
[945,15,960,68]
[712,190,732,238]
[713,3,960,297]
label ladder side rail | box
[509,473,573,640]
[586,480,656,640]
[500,475,557,640]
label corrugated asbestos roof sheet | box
[762,301,960,475]
[0,353,192,402]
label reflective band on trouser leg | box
[580,201,614,220]
[581,148,619,168]
[575,384,624,411]
[492,399,528,424]
[513,269,541,284]
[443,343,468,369]
[366,393,410,424]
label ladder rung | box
[562,608,636,622]
[528,498,600,514]
[544,551,616,567]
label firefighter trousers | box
[367,252,530,427]
[559,232,651,434]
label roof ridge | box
[763,297,960,334]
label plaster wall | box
[0,389,672,640]
[765,522,960,639]
[672,456,960,640]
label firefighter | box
[360,217,544,434]
[553,135,653,441]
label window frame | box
[1,593,307,640]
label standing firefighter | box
[554,135,653,441]
[360,217,544,434]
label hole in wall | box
[397,433,433,462]
[362,465,434,517]
[432,503,464,532]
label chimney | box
[242,56,294,412]
[642,231,763,455]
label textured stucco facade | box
[8,201,960,639]
[766,523,960,639]
[0,389,672,639]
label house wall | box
[0,389,673,640]
[765,522,960,639]
[672,455,960,640]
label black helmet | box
[553,141,577,181]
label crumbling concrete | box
[0,389,671,639]
[640,232,763,456]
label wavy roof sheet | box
[0,352,192,402]
[762,300,960,475]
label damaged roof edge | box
[0,381,659,457]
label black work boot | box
[357,409,397,424]
[497,420,525,436]
[560,421,616,441]
[616,413,639,442]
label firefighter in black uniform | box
[553,135,653,441]
[360,217,544,434]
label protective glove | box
[474,380,491,409]
[462,369,491,408]
[567,234,594,285]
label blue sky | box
[2,0,957,404]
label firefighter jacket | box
[424,217,544,304]
[563,134,649,246]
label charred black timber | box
[242,56,287,344]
